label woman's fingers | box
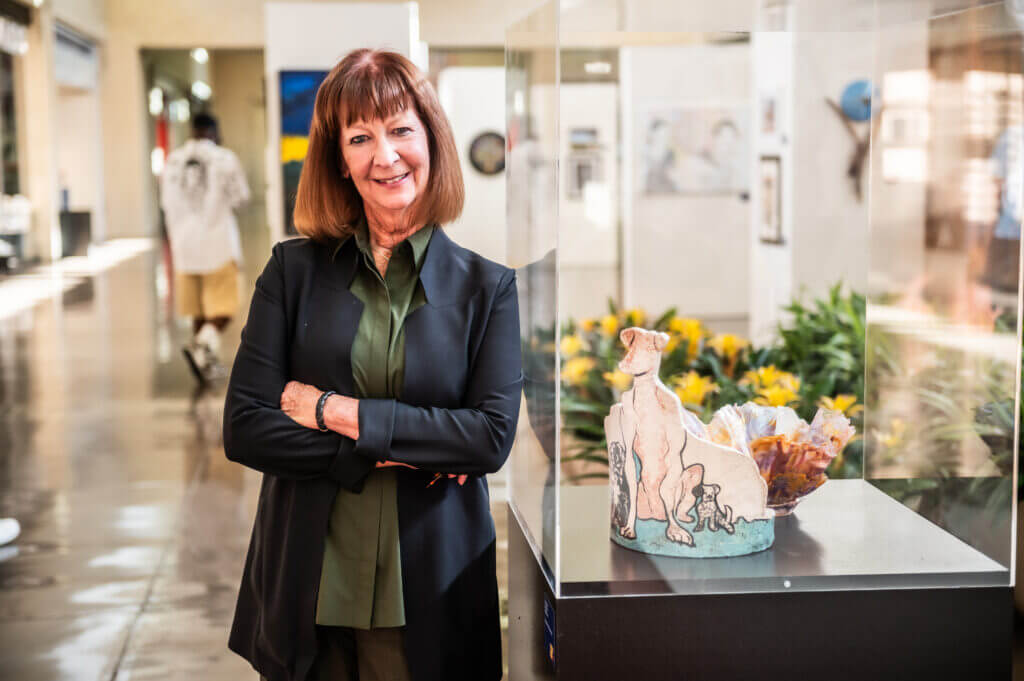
[376,460,417,469]
[375,463,466,485]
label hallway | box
[0,240,511,679]
[0,240,256,679]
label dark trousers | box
[261,626,412,681]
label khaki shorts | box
[176,260,240,319]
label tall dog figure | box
[605,328,704,545]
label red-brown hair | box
[293,48,464,241]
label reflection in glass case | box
[506,1,1019,676]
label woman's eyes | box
[348,128,412,145]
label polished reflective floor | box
[0,240,509,680]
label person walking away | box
[160,112,251,382]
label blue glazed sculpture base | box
[611,516,775,558]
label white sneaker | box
[0,518,20,546]
[195,323,222,358]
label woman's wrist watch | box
[316,390,336,432]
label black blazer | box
[223,229,523,681]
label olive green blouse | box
[315,221,434,629]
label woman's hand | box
[280,381,360,438]
[375,460,467,486]
[375,460,416,470]
[279,380,323,430]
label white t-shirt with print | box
[160,138,251,273]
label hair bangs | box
[339,64,415,128]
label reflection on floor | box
[0,242,509,679]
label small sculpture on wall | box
[825,79,882,202]
[604,328,774,558]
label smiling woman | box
[294,49,464,244]
[223,48,521,681]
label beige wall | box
[21,2,59,261]
[100,25,149,239]
[16,0,107,261]
[57,87,101,213]
[209,49,269,269]
[104,0,518,49]
[101,0,523,242]
[52,0,106,40]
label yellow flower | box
[603,370,633,392]
[671,371,719,407]
[754,384,800,407]
[600,315,620,336]
[819,394,864,416]
[740,365,800,393]
[664,335,682,354]
[561,357,596,386]
[560,334,585,357]
[667,317,704,359]
[707,333,749,360]
[668,317,703,337]
[875,418,906,448]
[579,318,597,332]
[741,365,783,389]
[625,308,647,326]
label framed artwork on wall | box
[280,70,329,235]
[758,155,783,244]
[639,104,749,196]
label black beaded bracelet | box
[316,390,336,432]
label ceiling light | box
[191,48,209,65]
[169,98,190,123]
[191,80,212,101]
[148,88,163,116]
[151,148,165,175]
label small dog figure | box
[693,483,735,535]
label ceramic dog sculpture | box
[605,327,774,558]
[605,328,704,546]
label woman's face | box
[340,107,431,221]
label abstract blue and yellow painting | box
[280,70,328,235]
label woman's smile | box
[374,171,411,187]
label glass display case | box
[506,0,1019,676]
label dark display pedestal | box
[508,480,1012,680]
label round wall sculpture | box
[468,131,506,175]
